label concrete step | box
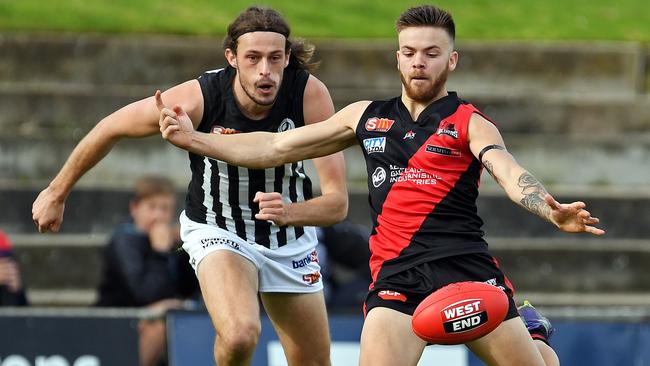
[9,232,650,294]
[314,40,646,98]
[9,232,650,307]
[3,189,648,237]
[2,33,645,96]
[0,33,219,87]
[2,131,649,195]
[11,233,107,289]
[22,289,650,308]
[3,84,649,138]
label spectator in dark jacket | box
[316,221,371,312]
[0,230,28,306]
[96,175,199,366]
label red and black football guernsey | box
[355,92,493,285]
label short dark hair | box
[223,6,319,72]
[132,175,176,203]
[396,5,455,43]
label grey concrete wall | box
[2,33,649,306]
[1,33,649,190]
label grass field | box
[0,0,648,42]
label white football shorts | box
[180,211,323,293]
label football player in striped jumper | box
[33,6,347,366]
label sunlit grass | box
[0,0,647,41]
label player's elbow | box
[331,202,348,224]
[327,193,349,225]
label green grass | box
[0,0,648,42]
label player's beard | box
[238,74,278,107]
[400,64,449,103]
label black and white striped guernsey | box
[184,66,313,249]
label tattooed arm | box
[517,172,551,220]
[468,113,604,235]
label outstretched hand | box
[155,90,194,149]
[544,194,605,235]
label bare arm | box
[255,75,349,227]
[32,80,203,233]
[468,113,604,235]
[157,91,366,169]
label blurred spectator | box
[96,175,199,366]
[0,230,28,306]
[317,220,371,312]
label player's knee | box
[217,321,261,355]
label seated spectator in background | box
[96,175,199,366]
[317,220,371,312]
[0,230,28,306]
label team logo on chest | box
[365,117,395,132]
[278,118,296,132]
[436,120,459,139]
[363,137,386,154]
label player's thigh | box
[197,250,261,335]
[359,307,427,366]
[260,291,330,358]
[466,317,546,366]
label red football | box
[411,281,509,345]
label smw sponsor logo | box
[365,117,395,132]
[441,299,488,333]
[302,271,321,285]
[363,137,386,154]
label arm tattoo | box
[518,172,551,220]
[482,159,499,183]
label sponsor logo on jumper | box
[278,118,295,132]
[378,290,407,302]
[365,117,395,132]
[436,121,459,139]
[388,164,439,185]
[425,144,461,157]
[292,249,319,269]
[441,299,488,333]
[200,237,241,251]
[403,130,416,139]
[212,125,242,134]
[363,137,386,154]
[302,271,321,285]
[372,167,386,187]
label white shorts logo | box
[372,167,386,187]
